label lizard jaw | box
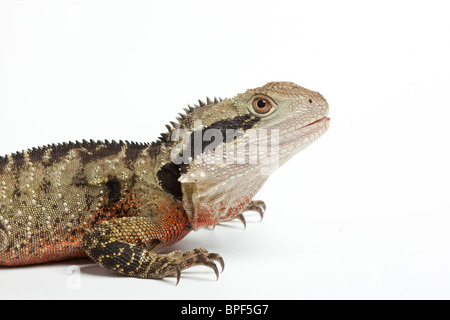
[300,116,330,130]
[279,116,330,148]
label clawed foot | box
[159,201,266,284]
[165,248,225,285]
[234,200,267,229]
[245,200,266,221]
[211,200,267,230]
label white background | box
[0,0,449,299]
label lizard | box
[0,81,330,284]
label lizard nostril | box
[308,99,313,104]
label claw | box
[208,253,225,272]
[255,207,264,221]
[245,200,266,221]
[175,265,181,286]
[174,249,225,282]
[218,257,225,272]
[258,201,267,212]
[197,252,223,280]
[209,262,220,281]
[236,214,246,229]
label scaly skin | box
[0,82,330,283]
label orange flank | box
[0,193,192,266]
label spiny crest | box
[154,96,225,145]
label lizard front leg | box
[82,214,223,284]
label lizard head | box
[155,81,330,229]
[159,81,330,171]
[231,81,330,166]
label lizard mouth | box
[301,116,330,129]
[278,116,330,149]
[293,116,330,135]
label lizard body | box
[0,82,329,282]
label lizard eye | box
[252,98,272,114]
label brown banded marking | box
[0,140,151,172]
[105,175,122,205]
